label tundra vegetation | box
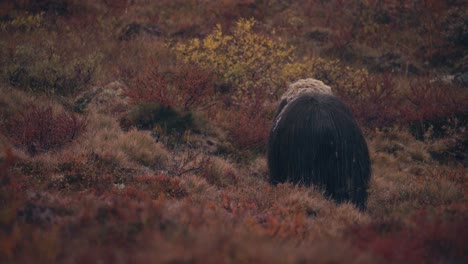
[0,1,467,263]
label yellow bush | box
[174,18,369,101]
[174,18,295,102]
[0,12,44,31]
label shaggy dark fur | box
[267,92,371,210]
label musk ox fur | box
[267,79,371,210]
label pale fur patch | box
[273,79,333,132]
[281,78,333,103]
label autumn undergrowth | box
[1,1,467,263]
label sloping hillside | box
[1,1,467,263]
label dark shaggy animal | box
[267,92,371,210]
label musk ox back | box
[268,80,371,210]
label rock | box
[454,72,468,87]
[118,23,163,41]
[430,75,455,85]
[364,52,420,75]
[171,24,203,38]
[74,81,129,114]
[304,28,330,44]
[429,72,468,87]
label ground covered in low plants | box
[1,1,467,263]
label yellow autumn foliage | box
[0,12,43,31]
[174,18,368,101]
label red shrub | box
[330,23,355,53]
[225,101,271,151]
[349,210,468,264]
[338,74,401,128]
[103,0,134,14]
[337,74,467,133]
[126,62,215,111]
[133,174,188,199]
[405,79,467,123]
[2,106,86,155]
[173,64,214,111]
[403,78,468,138]
[205,80,272,151]
[125,63,171,106]
[0,148,16,185]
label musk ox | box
[268,79,371,210]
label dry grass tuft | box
[76,113,169,170]
[200,156,239,188]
